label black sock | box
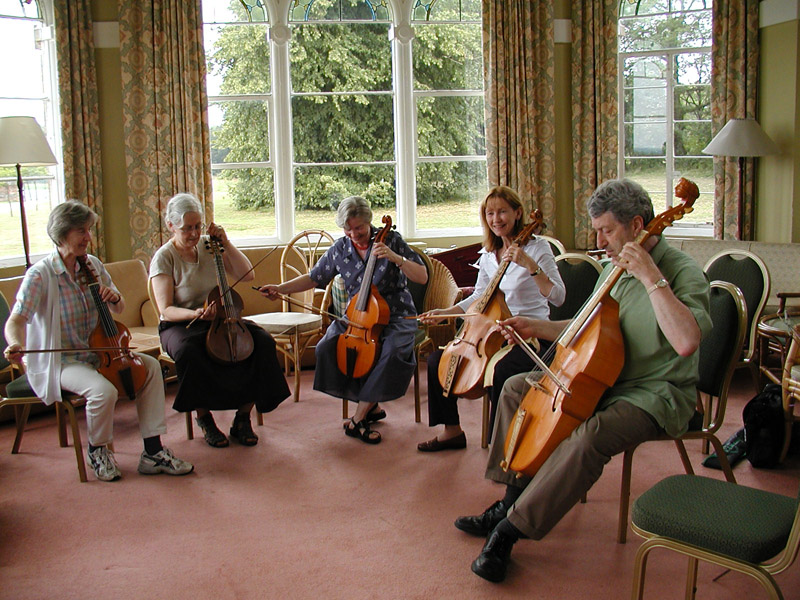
[502,485,523,507]
[88,443,101,453]
[495,518,523,541]
[143,436,163,456]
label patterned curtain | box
[54,0,106,259]
[710,0,759,240]
[481,2,556,226]
[118,0,212,263]
[570,0,618,250]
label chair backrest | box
[697,281,747,402]
[548,253,603,321]
[538,234,566,257]
[704,249,770,362]
[280,230,335,315]
[407,246,433,314]
[424,257,462,312]
[0,291,12,373]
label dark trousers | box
[427,341,552,430]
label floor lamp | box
[702,118,778,240]
[0,116,58,269]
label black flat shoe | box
[417,432,466,452]
[471,528,516,583]
[454,500,508,537]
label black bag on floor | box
[742,383,785,468]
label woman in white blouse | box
[417,186,565,452]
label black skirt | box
[159,319,290,413]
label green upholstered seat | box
[633,474,798,564]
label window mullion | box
[269,25,294,243]
[391,23,415,239]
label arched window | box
[618,0,712,233]
[202,0,485,242]
[0,0,62,264]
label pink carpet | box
[1,368,798,599]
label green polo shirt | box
[596,237,712,437]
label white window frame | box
[617,3,713,238]
[203,0,486,245]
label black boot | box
[471,524,517,583]
[454,500,508,537]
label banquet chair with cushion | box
[630,474,800,600]
[614,280,747,543]
[704,249,770,390]
[247,230,335,403]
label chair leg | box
[704,436,736,483]
[185,412,194,440]
[630,538,654,600]
[11,403,32,454]
[61,400,88,483]
[618,448,635,544]
[684,556,699,600]
[256,412,264,426]
[413,360,421,423]
[674,439,696,475]
[481,392,490,449]
[292,332,301,403]
[342,399,349,420]
[55,402,68,447]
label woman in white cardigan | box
[3,201,193,482]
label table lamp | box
[0,116,58,269]
[702,118,778,239]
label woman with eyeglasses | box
[149,193,289,448]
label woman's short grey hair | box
[47,200,97,245]
[165,193,203,228]
[587,179,655,226]
[335,195,373,230]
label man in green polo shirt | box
[455,178,712,583]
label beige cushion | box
[247,312,321,335]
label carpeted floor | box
[0,368,798,600]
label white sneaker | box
[137,447,194,476]
[88,446,122,482]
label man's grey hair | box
[587,179,655,226]
[165,193,203,227]
[335,195,373,230]
[47,200,97,245]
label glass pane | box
[212,167,276,238]
[290,0,390,22]
[210,100,270,164]
[0,20,44,98]
[292,94,394,162]
[417,96,485,156]
[412,0,480,21]
[623,55,666,89]
[618,0,669,18]
[415,160,486,229]
[202,0,268,23]
[205,24,270,97]
[0,171,57,259]
[675,52,710,85]
[294,164,396,232]
[625,123,666,157]
[290,23,390,93]
[623,156,666,203]
[413,23,483,90]
[674,121,711,156]
[674,85,710,121]
[623,86,666,123]
[619,12,711,52]
[0,0,39,18]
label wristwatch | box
[531,266,542,277]
[646,277,669,294]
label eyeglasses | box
[178,223,204,233]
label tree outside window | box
[203,0,486,242]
